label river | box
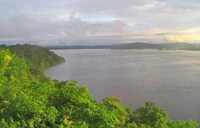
[45,49,200,121]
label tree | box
[133,102,169,128]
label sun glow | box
[166,33,200,42]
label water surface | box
[45,49,200,121]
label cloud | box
[146,28,164,35]
[166,33,200,43]
[113,20,125,33]
[0,0,200,44]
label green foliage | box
[0,44,65,77]
[133,102,169,128]
[102,97,130,127]
[168,120,200,128]
[0,46,199,127]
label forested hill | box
[0,44,65,76]
[0,45,199,127]
[46,42,200,51]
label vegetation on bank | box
[0,44,65,76]
[0,44,199,127]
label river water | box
[45,49,200,121]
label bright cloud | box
[166,33,200,43]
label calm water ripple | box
[45,49,200,121]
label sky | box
[0,0,200,45]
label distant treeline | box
[46,42,200,51]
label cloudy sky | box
[0,0,200,45]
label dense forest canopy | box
[0,44,64,77]
[0,44,199,127]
